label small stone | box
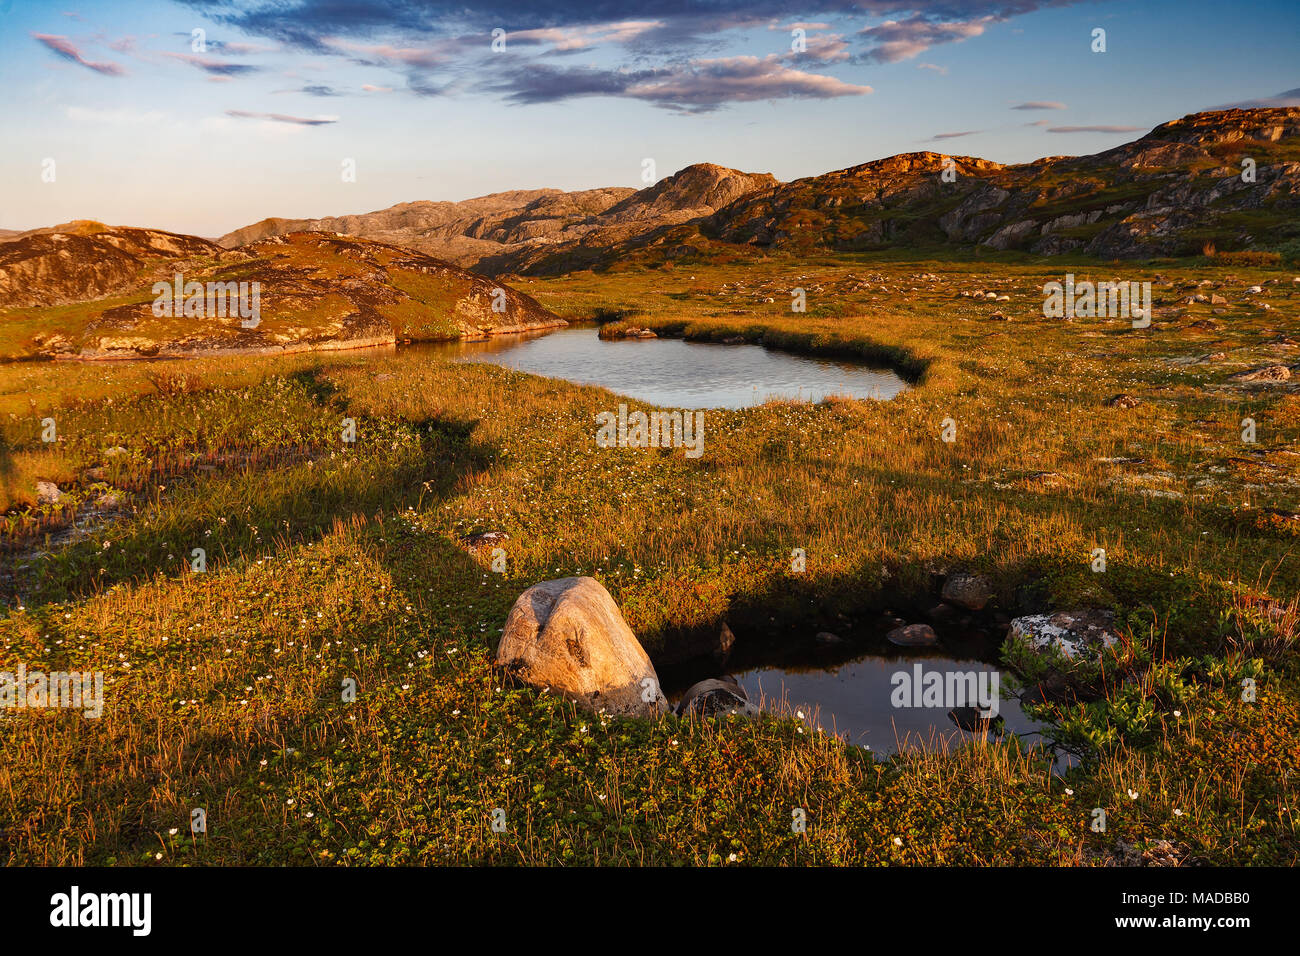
[887,623,939,647]
[676,678,758,718]
[461,530,510,550]
[941,572,994,611]
[36,480,61,505]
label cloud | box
[33,33,126,76]
[209,40,275,55]
[1212,88,1300,108]
[857,14,994,63]
[175,1,1084,106]
[508,21,665,54]
[225,109,338,125]
[489,54,870,112]
[1012,100,1066,110]
[180,1,1075,60]
[789,34,851,63]
[273,84,341,96]
[1024,119,1050,126]
[916,62,947,74]
[361,84,393,92]
[1046,125,1142,133]
[931,130,980,140]
[164,52,260,75]
[325,38,455,70]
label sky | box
[0,0,1297,237]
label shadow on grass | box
[17,378,496,606]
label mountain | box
[0,230,562,360]
[215,107,1300,273]
[705,107,1300,259]
[218,164,777,274]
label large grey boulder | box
[496,576,667,717]
[1005,608,1122,698]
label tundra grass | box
[1,256,1297,865]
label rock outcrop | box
[0,230,563,359]
[1005,608,1123,698]
[496,577,668,717]
[675,676,758,718]
[941,572,995,611]
[0,223,222,309]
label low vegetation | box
[1,253,1297,865]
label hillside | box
[706,108,1300,259]
[0,230,562,360]
[0,223,224,308]
[218,165,776,274]
[214,107,1300,274]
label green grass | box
[1,254,1298,865]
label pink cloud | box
[33,33,126,76]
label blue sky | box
[1,0,1296,237]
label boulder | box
[941,572,995,610]
[36,480,62,505]
[675,676,758,718]
[1005,608,1121,697]
[460,530,510,551]
[716,621,736,663]
[496,576,667,717]
[814,631,847,648]
[886,623,939,647]
[1232,365,1291,382]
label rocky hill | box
[0,223,224,308]
[0,230,562,360]
[705,108,1300,260]
[214,108,1300,273]
[218,164,776,274]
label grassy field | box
[1,252,1297,865]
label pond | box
[727,653,1067,768]
[661,621,1071,771]
[414,326,908,409]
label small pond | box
[661,622,1072,771]
[414,326,908,409]
[727,653,1067,768]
